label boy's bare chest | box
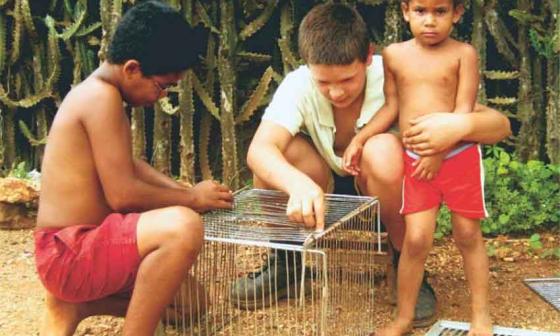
[392,56,459,89]
[332,108,360,155]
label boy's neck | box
[413,36,453,50]
[332,89,365,118]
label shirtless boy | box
[343,1,492,335]
[34,2,232,335]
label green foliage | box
[7,161,29,179]
[436,146,560,236]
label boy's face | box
[401,0,464,46]
[121,60,184,106]
[309,54,372,110]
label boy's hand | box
[286,182,325,231]
[191,180,233,212]
[342,139,363,176]
[411,154,444,181]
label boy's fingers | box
[313,197,325,231]
[301,199,316,228]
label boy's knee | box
[452,226,482,249]
[404,233,432,259]
[360,134,403,185]
[160,206,204,253]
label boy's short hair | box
[402,0,463,6]
[298,4,369,65]
[107,0,205,76]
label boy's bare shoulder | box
[61,76,123,118]
[447,39,477,57]
[383,40,410,56]
[381,41,408,67]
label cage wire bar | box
[524,278,560,311]
[162,188,383,336]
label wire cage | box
[162,188,383,336]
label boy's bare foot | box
[370,318,412,336]
[468,312,493,336]
[40,293,82,336]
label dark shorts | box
[34,213,141,303]
[332,172,360,196]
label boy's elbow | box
[105,184,134,212]
[246,144,258,172]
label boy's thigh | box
[358,133,404,186]
[274,133,332,191]
[136,206,203,258]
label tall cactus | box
[179,71,196,183]
[217,0,239,188]
[471,0,487,103]
[545,0,559,163]
[383,0,403,45]
[515,0,539,160]
[152,102,172,175]
[131,106,146,161]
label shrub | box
[436,146,560,237]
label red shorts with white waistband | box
[34,213,141,303]
[400,145,488,219]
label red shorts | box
[34,213,141,303]
[400,145,488,219]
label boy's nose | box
[329,87,344,100]
[424,14,436,26]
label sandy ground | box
[1,229,559,336]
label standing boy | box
[239,2,509,329]
[343,1,492,335]
[34,2,232,335]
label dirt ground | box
[1,229,559,336]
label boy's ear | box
[401,2,410,22]
[452,4,465,23]
[122,60,142,79]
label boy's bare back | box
[37,73,125,228]
[383,38,478,135]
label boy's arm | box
[403,107,511,156]
[343,48,398,174]
[81,88,232,213]
[133,158,186,189]
[247,121,325,230]
[353,48,399,144]
[453,44,479,114]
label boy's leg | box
[358,133,437,325]
[376,208,438,336]
[451,213,492,336]
[123,206,204,336]
[39,206,202,336]
[376,208,437,336]
[357,133,405,250]
[40,292,130,336]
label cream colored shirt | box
[262,55,385,176]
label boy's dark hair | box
[402,0,463,6]
[107,0,205,76]
[298,4,369,65]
